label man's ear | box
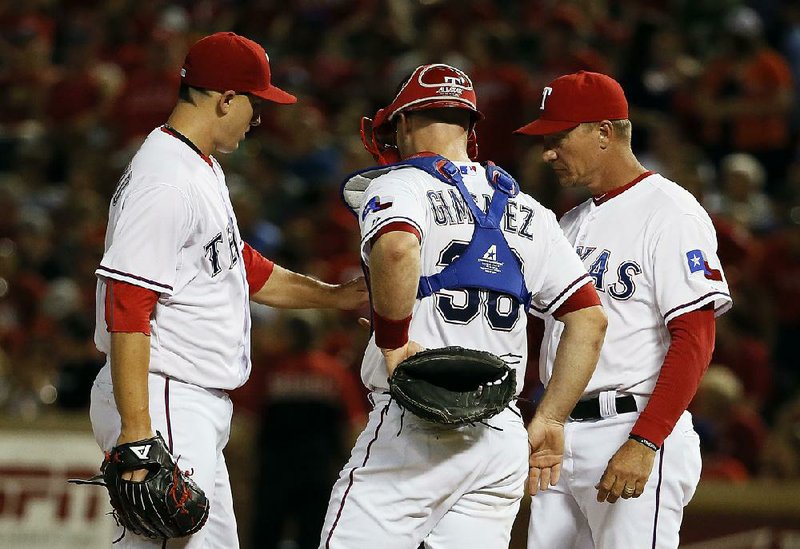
[598,120,613,149]
[218,90,237,114]
[394,112,406,136]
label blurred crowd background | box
[1,0,800,546]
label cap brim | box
[513,118,579,136]
[251,84,297,104]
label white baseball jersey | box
[539,172,732,397]
[94,127,252,390]
[357,161,591,392]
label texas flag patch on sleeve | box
[362,196,394,220]
[686,249,722,281]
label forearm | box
[110,332,153,442]
[369,232,420,319]
[631,307,715,447]
[252,264,336,308]
[536,305,606,423]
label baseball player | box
[320,63,607,548]
[515,71,733,548]
[89,32,367,548]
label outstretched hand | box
[334,276,369,310]
[527,416,565,495]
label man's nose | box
[542,148,557,163]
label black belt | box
[569,395,637,421]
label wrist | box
[119,422,153,444]
[629,434,659,452]
[373,311,411,349]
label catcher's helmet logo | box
[130,444,152,459]
[540,87,553,110]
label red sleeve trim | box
[243,242,275,296]
[105,280,159,335]
[631,304,715,447]
[369,221,421,246]
[554,282,601,318]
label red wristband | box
[373,311,411,349]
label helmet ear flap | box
[360,117,381,160]
[361,115,402,165]
[467,128,479,161]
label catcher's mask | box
[361,63,483,165]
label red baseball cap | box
[372,63,483,130]
[514,71,628,136]
[180,32,296,104]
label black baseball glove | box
[71,433,209,540]
[389,346,516,425]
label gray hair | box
[581,119,632,143]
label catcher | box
[320,63,607,548]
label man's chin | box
[556,173,578,188]
[216,142,239,155]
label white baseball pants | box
[528,409,701,549]
[320,392,529,549]
[90,364,237,548]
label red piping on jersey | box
[326,401,390,548]
[651,444,665,548]
[160,125,213,167]
[98,265,172,291]
[165,377,174,454]
[592,171,653,206]
[532,273,591,314]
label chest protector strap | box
[398,156,532,309]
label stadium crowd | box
[1,0,799,542]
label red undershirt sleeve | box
[553,282,601,318]
[369,221,422,246]
[630,305,716,447]
[243,242,275,296]
[105,279,159,335]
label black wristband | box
[629,434,659,451]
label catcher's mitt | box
[70,433,209,540]
[389,346,516,426]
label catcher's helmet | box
[362,63,483,165]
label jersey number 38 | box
[434,241,521,332]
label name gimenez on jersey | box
[426,190,536,240]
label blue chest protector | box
[372,155,532,310]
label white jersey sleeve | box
[653,212,732,323]
[97,182,195,295]
[528,208,592,318]
[358,168,427,263]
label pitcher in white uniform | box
[90,32,367,548]
[515,71,733,548]
[320,64,607,549]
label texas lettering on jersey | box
[203,221,241,277]
[426,190,535,240]
[576,246,641,300]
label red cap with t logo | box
[180,32,296,104]
[514,71,628,136]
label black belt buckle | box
[569,395,637,421]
